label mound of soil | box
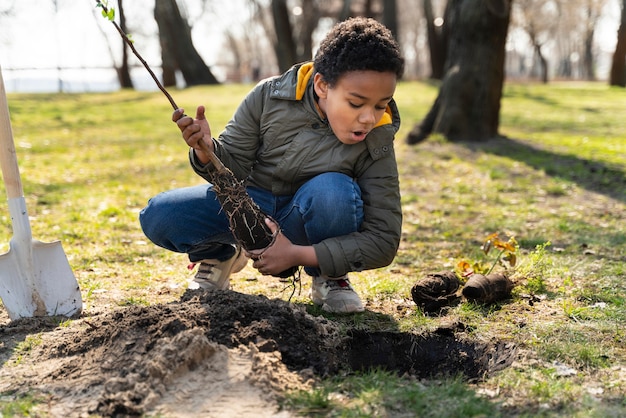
[0,289,516,417]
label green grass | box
[0,393,41,417]
[283,370,501,417]
[1,80,625,416]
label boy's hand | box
[248,218,299,276]
[172,106,214,164]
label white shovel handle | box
[0,65,23,200]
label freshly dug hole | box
[344,326,516,380]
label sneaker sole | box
[321,302,365,314]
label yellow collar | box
[296,62,315,100]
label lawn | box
[0,80,625,417]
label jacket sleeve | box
[313,143,402,277]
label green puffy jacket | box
[190,62,402,277]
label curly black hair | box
[313,17,405,87]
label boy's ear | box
[313,73,328,99]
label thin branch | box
[95,0,229,171]
[95,0,178,110]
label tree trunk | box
[534,42,549,83]
[296,0,319,62]
[583,28,595,81]
[406,0,511,143]
[339,0,353,21]
[117,0,134,88]
[154,0,219,86]
[382,0,398,41]
[610,0,626,87]
[423,0,450,80]
[271,0,298,72]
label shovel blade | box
[0,239,82,321]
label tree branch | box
[95,0,178,110]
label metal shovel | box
[0,66,82,321]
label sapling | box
[457,232,518,277]
[457,233,517,304]
[95,0,296,277]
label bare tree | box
[407,0,512,143]
[295,0,320,62]
[117,0,133,88]
[580,0,605,80]
[514,0,559,83]
[269,0,324,72]
[339,0,354,21]
[382,0,398,39]
[154,0,219,86]
[610,0,626,86]
[552,0,606,80]
[271,0,299,71]
[423,0,450,80]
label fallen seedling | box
[457,233,518,304]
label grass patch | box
[0,393,42,417]
[283,370,501,417]
[0,81,624,416]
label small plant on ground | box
[455,233,553,304]
[515,241,552,295]
[457,232,518,279]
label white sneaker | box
[189,246,248,290]
[310,275,364,313]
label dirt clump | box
[462,272,515,304]
[411,271,462,312]
[1,290,337,417]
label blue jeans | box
[139,172,364,276]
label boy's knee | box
[308,172,357,196]
[139,197,169,241]
[303,173,362,214]
[139,203,157,239]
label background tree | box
[579,0,606,80]
[271,0,299,71]
[610,0,626,86]
[251,0,320,73]
[0,0,620,91]
[423,0,450,80]
[552,0,606,80]
[514,0,559,83]
[382,0,399,39]
[261,0,401,73]
[117,0,133,88]
[154,0,219,86]
[407,0,512,143]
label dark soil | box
[0,289,516,417]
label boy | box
[140,17,404,313]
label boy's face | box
[314,71,397,145]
